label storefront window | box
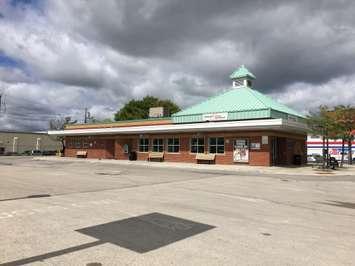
[209,137,224,154]
[65,139,73,148]
[152,138,164,152]
[191,137,204,153]
[82,141,90,149]
[139,138,149,152]
[74,138,82,149]
[167,137,180,153]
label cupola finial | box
[229,65,256,88]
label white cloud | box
[271,74,355,114]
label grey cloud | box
[1,0,355,130]
[48,0,355,92]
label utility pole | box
[0,86,7,115]
[84,108,88,123]
[0,93,6,114]
[84,108,91,123]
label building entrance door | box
[233,139,249,163]
[271,137,287,165]
[271,137,278,166]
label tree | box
[114,96,180,121]
[49,117,77,155]
[307,106,336,168]
[327,106,348,167]
[332,106,355,165]
[309,105,355,167]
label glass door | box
[233,139,249,163]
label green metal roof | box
[229,65,256,80]
[172,86,304,120]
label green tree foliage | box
[307,106,335,168]
[308,105,355,167]
[330,106,355,165]
[114,96,180,121]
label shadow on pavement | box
[0,194,51,202]
[320,201,355,209]
[0,212,215,265]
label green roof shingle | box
[172,86,304,120]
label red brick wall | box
[64,131,306,166]
[249,136,271,166]
[115,139,131,160]
[124,133,272,165]
[65,138,115,159]
[65,148,110,159]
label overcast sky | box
[0,0,355,131]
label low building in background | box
[49,66,308,166]
[0,131,62,155]
[307,135,355,161]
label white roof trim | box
[48,119,308,136]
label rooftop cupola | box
[230,65,256,88]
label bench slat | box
[148,152,164,159]
[196,153,216,161]
[76,151,88,157]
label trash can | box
[293,155,302,165]
[129,151,137,161]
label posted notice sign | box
[202,112,228,121]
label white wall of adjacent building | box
[307,135,355,160]
[0,131,62,154]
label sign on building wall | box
[262,136,268,145]
[233,139,249,163]
[202,112,228,121]
[250,143,261,149]
[287,115,298,122]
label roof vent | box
[230,65,256,88]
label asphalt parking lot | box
[1,157,355,265]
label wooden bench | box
[196,153,216,164]
[148,152,164,162]
[76,150,88,158]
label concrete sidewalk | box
[35,156,355,177]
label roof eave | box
[48,118,308,136]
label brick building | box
[49,66,308,166]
